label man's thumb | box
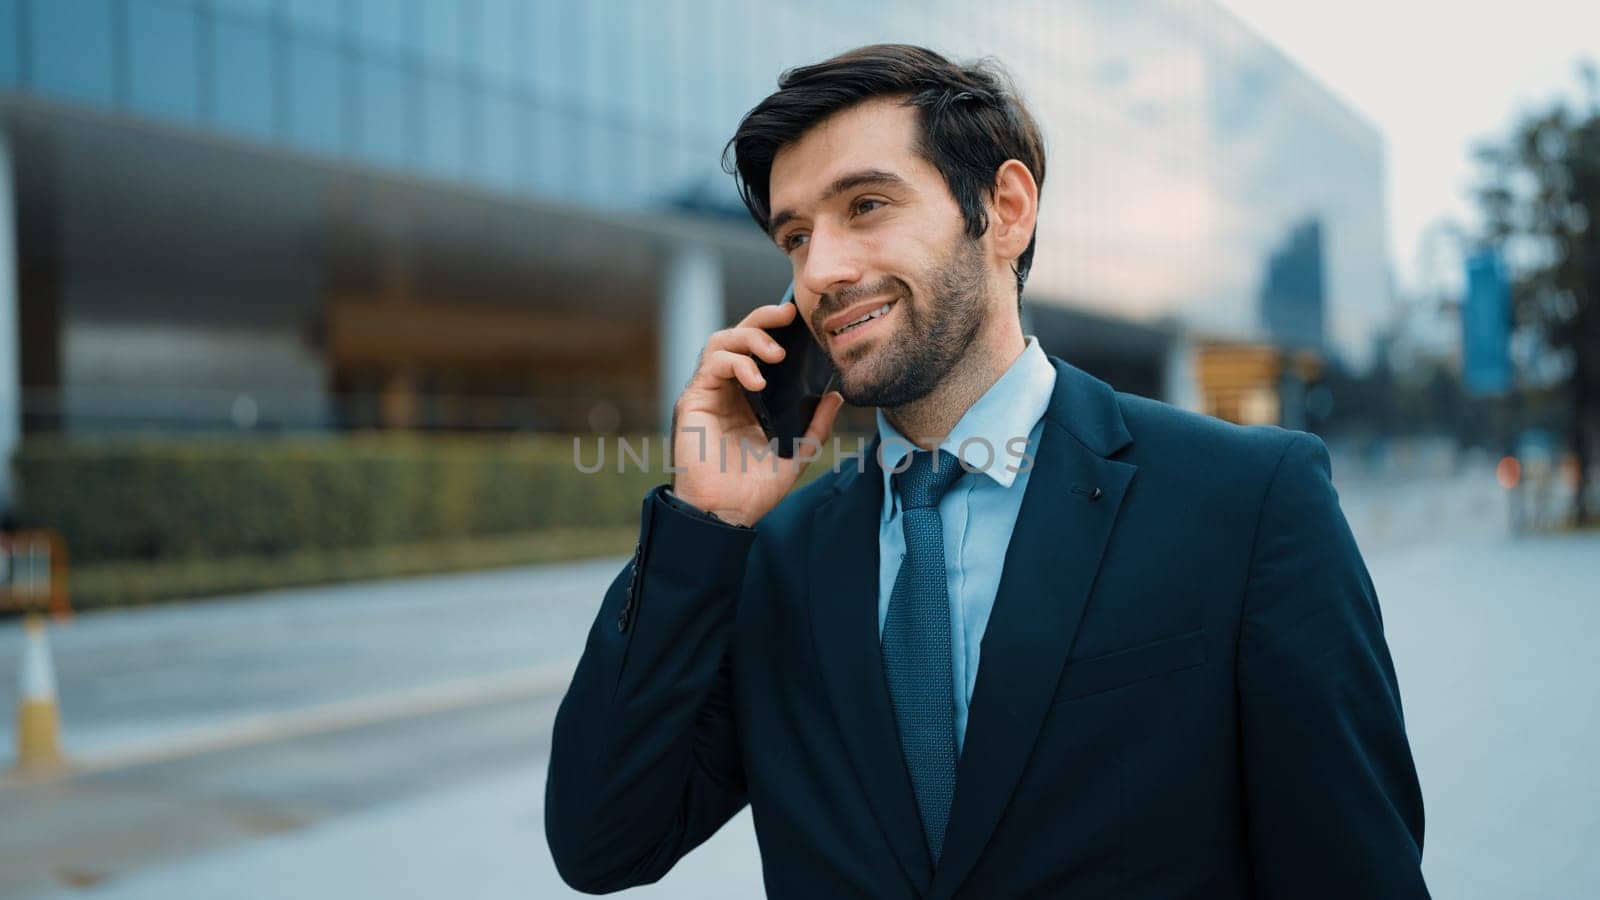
[802,391,846,448]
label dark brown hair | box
[722,44,1047,308]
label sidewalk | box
[0,556,626,768]
[25,763,766,900]
[1371,531,1600,900]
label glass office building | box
[0,0,1389,503]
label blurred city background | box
[0,0,1596,897]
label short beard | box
[824,234,988,409]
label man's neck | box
[882,325,1027,450]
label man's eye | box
[782,232,809,252]
[853,198,885,216]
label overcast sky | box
[1216,0,1600,297]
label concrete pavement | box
[1376,531,1600,900]
[0,557,624,768]
[21,764,765,900]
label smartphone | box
[742,282,836,458]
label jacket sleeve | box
[1238,432,1431,898]
[545,484,759,893]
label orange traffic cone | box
[14,612,65,773]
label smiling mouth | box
[829,301,897,338]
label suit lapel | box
[808,433,936,894]
[928,356,1138,900]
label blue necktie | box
[882,448,965,863]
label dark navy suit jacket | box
[546,355,1429,898]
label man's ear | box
[989,159,1039,265]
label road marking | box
[0,659,577,790]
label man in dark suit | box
[546,44,1429,898]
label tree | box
[1470,59,1600,526]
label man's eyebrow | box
[767,169,911,240]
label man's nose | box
[797,222,863,301]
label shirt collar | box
[875,334,1057,504]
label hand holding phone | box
[668,283,845,527]
[741,283,838,459]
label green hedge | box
[10,431,860,569]
[10,433,668,565]
[63,525,642,609]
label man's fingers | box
[707,326,787,364]
[737,301,799,331]
[703,349,766,392]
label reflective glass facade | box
[0,0,1388,366]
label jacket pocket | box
[1053,627,1207,704]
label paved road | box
[1,692,563,897]
[16,748,766,900]
[1375,531,1600,900]
[0,557,620,766]
[2,464,1596,898]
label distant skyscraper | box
[1259,218,1327,351]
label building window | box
[357,56,417,168]
[127,0,200,124]
[478,0,520,84]
[284,0,347,40]
[28,0,116,105]
[479,89,521,190]
[286,36,346,155]
[418,1,462,71]
[420,72,465,177]
[1,0,21,88]
[211,0,275,20]
[211,16,277,140]
[355,0,419,58]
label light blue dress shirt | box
[875,335,1057,755]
